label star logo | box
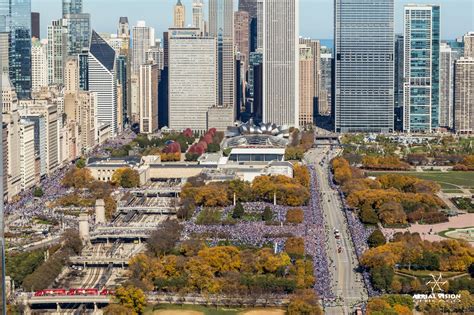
[426,274,447,294]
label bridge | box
[117,206,178,214]
[70,256,129,267]
[22,295,110,314]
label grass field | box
[368,171,474,192]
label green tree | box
[370,266,394,292]
[360,207,379,225]
[33,187,44,197]
[232,202,245,219]
[262,206,273,222]
[368,229,386,248]
[114,286,147,315]
[75,158,86,168]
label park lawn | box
[367,171,474,191]
[438,226,474,239]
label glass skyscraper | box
[62,0,90,56]
[403,4,440,133]
[1,0,32,99]
[334,0,395,133]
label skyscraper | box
[299,38,321,118]
[88,31,117,134]
[454,57,474,134]
[47,19,67,85]
[234,11,250,70]
[299,44,314,126]
[168,35,216,133]
[319,47,332,115]
[439,43,454,129]
[394,34,404,130]
[403,4,440,133]
[464,32,474,58]
[260,0,299,127]
[62,0,90,56]
[31,38,47,92]
[1,0,32,99]
[174,0,185,28]
[239,0,257,18]
[132,21,154,75]
[139,61,158,134]
[30,12,39,38]
[334,0,394,133]
[209,0,235,112]
[192,0,205,34]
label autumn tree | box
[62,167,94,189]
[286,208,304,224]
[114,286,147,315]
[103,304,135,315]
[147,220,182,257]
[288,290,322,315]
[112,167,140,188]
[285,237,305,257]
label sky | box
[33,0,473,40]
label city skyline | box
[32,0,473,41]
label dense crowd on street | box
[328,164,377,297]
[4,130,137,232]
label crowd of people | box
[4,130,137,237]
[328,164,377,297]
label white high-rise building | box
[19,119,36,190]
[88,31,118,134]
[31,38,48,92]
[132,21,154,75]
[169,36,217,133]
[139,62,159,134]
[454,57,474,134]
[192,0,205,34]
[439,43,454,129]
[47,19,67,85]
[259,0,299,127]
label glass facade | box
[63,0,90,56]
[403,5,440,132]
[116,55,128,125]
[334,0,395,133]
[1,0,31,99]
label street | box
[305,145,367,314]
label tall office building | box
[139,62,158,134]
[454,57,474,134]
[403,4,440,133]
[260,0,299,127]
[31,38,47,92]
[334,0,394,133]
[299,44,314,126]
[47,19,67,85]
[88,31,117,134]
[209,0,235,111]
[132,21,154,75]
[234,11,250,70]
[394,34,404,130]
[439,43,454,129]
[174,0,186,28]
[31,12,39,38]
[1,0,32,99]
[319,47,332,115]
[62,0,90,56]
[192,0,205,34]
[239,0,257,18]
[19,119,35,190]
[464,32,474,58]
[300,38,321,117]
[118,17,129,38]
[169,35,216,133]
